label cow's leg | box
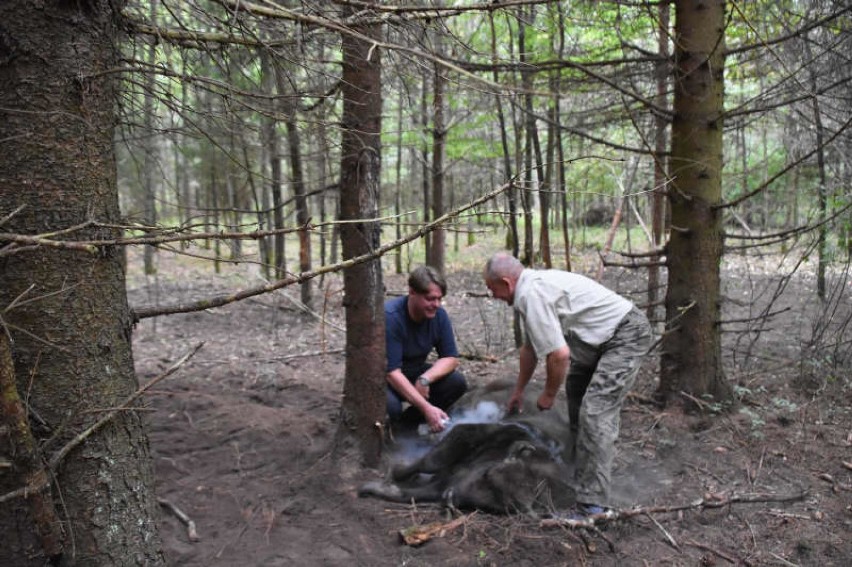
[358,476,445,503]
[391,423,502,480]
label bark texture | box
[659,0,733,405]
[336,5,386,467]
[0,1,165,564]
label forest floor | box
[127,242,852,566]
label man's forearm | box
[516,344,537,391]
[387,370,430,411]
[421,356,459,383]
[543,346,570,397]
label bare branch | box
[132,179,517,320]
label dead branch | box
[457,351,501,363]
[645,511,679,550]
[817,472,852,492]
[724,201,852,248]
[0,221,314,257]
[685,539,739,564]
[0,343,204,507]
[399,512,475,546]
[718,113,852,210]
[0,204,26,226]
[0,331,63,558]
[131,180,515,321]
[246,348,345,363]
[539,490,808,530]
[48,342,204,471]
[158,497,200,542]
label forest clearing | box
[128,242,851,566]
[2,2,850,565]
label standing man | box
[386,266,467,433]
[483,252,651,515]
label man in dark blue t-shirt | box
[386,266,467,433]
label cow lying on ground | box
[359,379,577,516]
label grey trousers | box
[567,306,652,507]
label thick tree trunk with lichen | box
[335,3,386,468]
[658,0,733,407]
[0,1,165,564]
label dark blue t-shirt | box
[385,295,459,372]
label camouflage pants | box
[567,306,652,507]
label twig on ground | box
[158,497,200,542]
[203,348,345,364]
[761,509,814,521]
[685,539,738,564]
[458,351,500,362]
[539,490,808,530]
[645,512,679,550]
[817,472,852,492]
[399,512,475,546]
[767,550,801,567]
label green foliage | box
[739,407,766,438]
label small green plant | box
[772,397,798,412]
[739,407,766,438]
[701,393,731,414]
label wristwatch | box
[417,375,430,387]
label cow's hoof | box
[358,481,404,501]
[506,440,537,460]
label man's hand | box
[507,389,524,415]
[536,391,555,411]
[423,405,449,432]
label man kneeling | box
[385,266,467,433]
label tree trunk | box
[420,66,432,258]
[536,90,553,269]
[489,12,518,257]
[0,2,165,564]
[649,0,670,320]
[261,56,286,278]
[428,51,447,274]
[142,0,158,275]
[315,93,331,281]
[336,4,386,467]
[810,70,828,300]
[553,7,571,271]
[286,114,312,307]
[518,10,535,266]
[395,91,405,274]
[658,0,733,407]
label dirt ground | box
[127,245,852,566]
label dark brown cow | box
[359,380,577,516]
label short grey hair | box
[408,265,447,296]
[484,252,523,282]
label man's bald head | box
[484,252,523,282]
[483,252,524,305]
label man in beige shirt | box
[484,252,652,516]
